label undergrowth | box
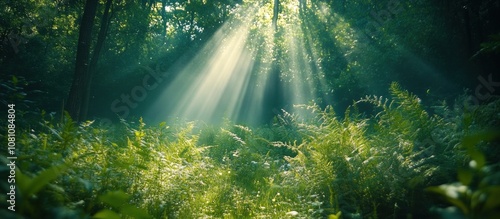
[1,83,499,218]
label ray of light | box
[278,0,335,111]
[148,0,381,124]
[147,23,255,122]
[177,26,254,121]
[146,3,271,124]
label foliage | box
[1,0,498,121]
[1,0,499,218]
[426,131,500,219]
[2,84,499,218]
[474,33,500,57]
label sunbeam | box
[175,25,254,121]
[146,3,269,123]
[147,0,339,124]
[11,0,500,217]
[147,0,450,124]
[147,23,255,122]
[280,0,331,109]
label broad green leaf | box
[328,211,342,219]
[457,169,473,186]
[471,190,484,211]
[93,209,121,219]
[99,191,129,209]
[24,164,68,198]
[426,184,469,214]
[15,170,32,195]
[468,150,486,170]
[483,186,500,211]
[120,204,153,219]
[462,130,500,149]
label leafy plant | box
[4,83,500,219]
[426,131,500,219]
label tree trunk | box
[273,0,279,31]
[161,0,168,37]
[66,0,99,122]
[266,0,282,121]
[463,3,474,56]
[82,0,113,120]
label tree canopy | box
[1,0,499,123]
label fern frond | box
[221,128,246,145]
[234,125,252,134]
[356,95,393,110]
[390,82,423,110]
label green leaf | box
[135,164,149,170]
[469,150,486,170]
[462,130,500,149]
[97,191,152,219]
[16,170,32,195]
[93,209,121,219]
[328,211,342,219]
[12,75,18,85]
[23,164,68,198]
[483,186,500,212]
[137,150,150,158]
[471,190,484,211]
[461,130,500,169]
[99,191,129,209]
[135,130,145,138]
[426,184,469,214]
[458,169,474,186]
[120,204,153,219]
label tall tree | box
[264,0,283,121]
[82,0,113,120]
[272,0,279,30]
[66,0,99,122]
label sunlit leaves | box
[94,190,153,219]
[93,210,121,219]
[10,83,500,219]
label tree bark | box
[66,0,99,122]
[273,0,279,31]
[266,0,282,121]
[81,0,113,120]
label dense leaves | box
[1,0,499,120]
[1,85,499,218]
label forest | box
[1,0,500,218]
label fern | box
[10,83,500,219]
[357,95,393,111]
[221,128,246,146]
